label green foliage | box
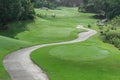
[93,0,120,19]
[80,0,120,19]
[103,0,120,19]
[34,0,82,9]
[88,24,92,28]
[83,0,89,6]
[0,0,35,30]
[20,0,35,20]
[99,15,120,49]
[33,0,57,9]
[79,0,95,13]
[103,31,120,49]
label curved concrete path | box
[3,25,97,80]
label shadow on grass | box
[0,20,35,38]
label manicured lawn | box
[31,7,120,80]
[0,7,94,80]
[31,35,120,80]
[49,44,109,61]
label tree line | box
[1,0,120,30]
[79,0,120,49]
[81,0,120,19]
[85,0,120,49]
[0,0,83,30]
[33,0,82,8]
[0,0,35,30]
[33,0,56,9]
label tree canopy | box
[33,0,82,8]
[81,0,120,19]
[0,0,35,29]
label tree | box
[0,0,35,30]
[91,0,120,19]
[83,0,89,6]
[20,0,35,20]
[33,0,56,9]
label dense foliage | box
[79,0,120,49]
[80,0,120,49]
[59,0,82,7]
[93,0,120,19]
[33,0,82,9]
[104,32,120,49]
[0,0,35,30]
[80,0,120,19]
[99,16,120,49]
[33,0,57,9]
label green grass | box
[31,35,120,80]
[31,7,120,80]
[49,44,109,61]
[0,7,95,80]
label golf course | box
[1,5,120,80]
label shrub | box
[88,24,91,28]
[103,31,120,49]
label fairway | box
[31,8,120,80]
[31,35,120,80]
[1,7,120,80]
[0,7,96,80]
[1,0,120,80]
[3,25,96,80]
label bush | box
[103,31,120,49]
[85,4,95,13]
[88,24,91,28]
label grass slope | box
[0,36,31,80]
[31,7,120,80]
[0,7,96,44]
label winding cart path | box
[3,25,97,80]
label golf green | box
[50,44,109,61]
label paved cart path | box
[3,25,97,80]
